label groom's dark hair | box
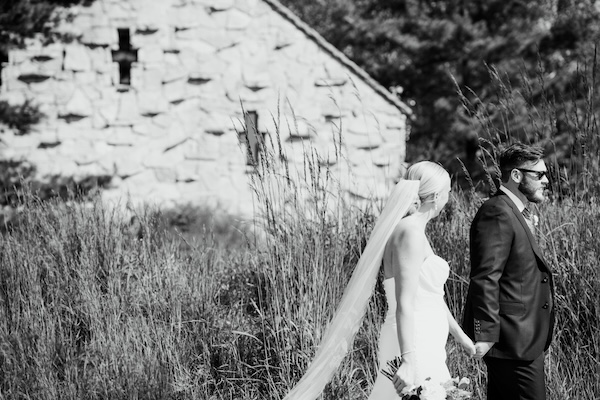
[498,142,544,182]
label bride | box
[283,161,476,399]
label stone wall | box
[0,0,409,216]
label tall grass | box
[2,177,598,399]
[1,81,600,399]
[539,201,600,399]
[455,55,600,200]
[0,197,258,399]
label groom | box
[462,143,555,400]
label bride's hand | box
[392,356,418,395]
[457,334,476,356]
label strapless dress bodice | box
[383,254,450,309]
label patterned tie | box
[522,207,535,233]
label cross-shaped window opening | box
[0,49,8,88]
[111,28,138,85]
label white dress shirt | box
[499,185,526,213]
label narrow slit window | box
[241,111,261,165]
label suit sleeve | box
[469,203,514,342]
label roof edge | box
[263,0,413,116]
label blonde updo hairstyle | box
[404,161,451,216]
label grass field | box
[0,171,598,399]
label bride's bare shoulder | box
[388,217,424,245]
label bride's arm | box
[388,227,423,391]
[392,229,422,357]
[445,303,476,355]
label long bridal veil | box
[283,179,421,400]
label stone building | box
[0,0,410,216]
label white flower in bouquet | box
[418,379,446,400]
[381,357,472,400]
[443,377,472,399]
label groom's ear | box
[510,168,523,184]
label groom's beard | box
[519,178,545,204]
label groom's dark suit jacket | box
[462,192,555,360]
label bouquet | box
[381,357,472,400]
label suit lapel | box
[496,193,551,272]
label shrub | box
[0,100,44,135]
[0,164,112,230]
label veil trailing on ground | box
[284,179,421,400]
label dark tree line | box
[0,0,93,50]
[280,0,600,193]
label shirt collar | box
[499,185,526,212]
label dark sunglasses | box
[516,168,547,180]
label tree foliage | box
[0,0,92,52]
[280,0,600,191]
[0,100,44,135]
[0,0,96,132]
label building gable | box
[0,0,409,215]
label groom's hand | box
[474,341,494,358]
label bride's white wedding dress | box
[369,254,451,399]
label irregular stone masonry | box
[0,0,409,216]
